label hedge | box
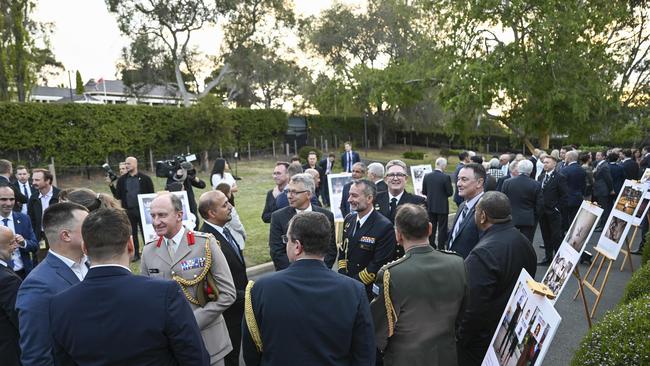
[0,102,287,166]
[572,295,650,365]
[621,262,650,304]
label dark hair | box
[352,179,377,200]
[395,204,429,240]
[60,188,121,211]
[42,202,89,245]
[15,165,27,172]
[458,151,469,161]
[623,149,633,158]
[287,211,331,256]
[607,152,619,163]
[275,161,290,169]
[0,159,11,175]
[461,163,486,184]
[578,151,591,164]
[211,158,226,176]
[82,208,131,261]
[470,155,483,164]
[476,191,511,223]
[328,153,336,158]
[215,182,235,206]
[32,168,53,183]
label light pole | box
[364,112,368,156]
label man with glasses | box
[269,174,337,271]
[340,162,367,218]
[375,160,425,258]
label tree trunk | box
[174,59,191,107]
[539,131,550,150]
[376,115,384,150]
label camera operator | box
[165,161,206,219]
[106,162,127,196]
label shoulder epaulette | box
[383,253,410,270]
[383,269,397,337]
[244,280,263,352]
[437,248,462,257]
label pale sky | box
[33,0,360,87]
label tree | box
[75,70,83,94]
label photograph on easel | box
[562,202,602,253]
[542,244,580,300]
[631,189,650,226]
[614,180,644,218]
[640,168,650,183]
[327,173,353,221]
[483,270,561,366]
[596,211,632,260]
[410,164,432,197]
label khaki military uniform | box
[141,228,236,366]
[370,245,468,366]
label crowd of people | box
[0,141,649,366]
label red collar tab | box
[156,236,163,248]
[187,231,195,245]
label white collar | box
[295,204,313,213]
[389,191,404,203]
[356,211,371,228]
[464,191,484,211]
[39,186,53,199]
[0,258,7,267]
[90,264,131,272]
[49,249,88,269]
[169,226,186,245]
[204,221,225,236]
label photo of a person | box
[563,207,598,252]
[605,216,627,243]
[410,164,432,197]
[635,198,649,219]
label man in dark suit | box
[49,207,209,366]
[593,150,614,231]
[621,149,640,180]
[269,173,337,271]
[457,192,537,366]
[341,141,361,173]
[243,211,375,365]
[422,157,454,249]
[164,162,206,218]
[302,151,324,198]
[0,186,38,278]
[453,152,471,207]
[448,163,485,259]
[608,152,626,195]
[0,160,28,222]
[16,202,89,365]
[112,156,154,261]
[537,155,568,265]
[339,179,396,299]
[375,160,426,257]
[27,168,60,243]
[500,160,543,243]
[560,151,586,231]
[262,162,289,223]
[199,190,248,366]
[318,153,336,206]
[0,225,22,365]
[339,162,366,218]
[12,165,36,215]
[640,145,650,174]
[367,162,387,195]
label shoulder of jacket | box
[382,254,410,270]
[436,248,464,259]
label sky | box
[32,0,360,87]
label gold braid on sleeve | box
[384,269,397,337]
[173,237,214,306]
[245,280,263,352]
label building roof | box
[86,79,193,100]
[31,86,75,98]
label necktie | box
[352,220,361,237]
[348,152,352,172]
[2,218,7,227]
[166,238,175,259]
[22,184,29,199]
[223,227,244,262]
[542,174,550,189]
[389,197,398,220]
[450,206,468,245]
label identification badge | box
[372,283,381,296]
[359,243,372,251]
[180,257,206,271]
[148,268,160,274]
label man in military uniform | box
[338,179,396,299]
[370,203,468,366]
[141,193,236,366]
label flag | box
[97,77,104,84]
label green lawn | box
[57,145,462,269]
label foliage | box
[643,232,650,267]
[0,103,286,165]
[307,115,373,147]
[402,151,425,160]
[74,71,83,95]
[621,262,650,304]
[571,295,650,365]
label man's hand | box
[14,234,25,246]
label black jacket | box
[113,172,155,210]
[374,190,426,223]
[592,161,613,198]
[622,158,640,180]
[422,170,453,214]
[500,175,543,227]
[537,171,568,214]
[0,265,21,365]
[457,222,537,366]
[27,186,60,240]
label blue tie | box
[222,227,243,263]
[2,218,7,227]
[22,184,29,198]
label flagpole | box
[103,80,107,103]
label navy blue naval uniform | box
[338,210,396,299]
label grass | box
[57,145,462,269]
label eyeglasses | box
[287,190,309,195]
[281,235,289,244]
[386,173,407,178]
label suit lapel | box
[154,237,174,266]
[47,254,80,285]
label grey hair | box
[385,159,407,173]
[565,150,579,162]
[290,173,315,195]
[367,162,385,179]
[352,179,377,199]
[489,158,500,169]
[508,160,520,173]
[517,160,533,176]
[435,157,447,169]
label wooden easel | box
[572,247,615,319]
[572,267,592,328]
[619,226,637,272]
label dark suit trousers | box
[428,212,449,249]
[563,205,580,232]
[223,300,244,366]
[515,225,536,244]
[594,195,611,228]
[321,177,330,206]
[540,211,562,259]
[126,208,143,256]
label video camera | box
[156,154,198,181]
[101,163,119,182]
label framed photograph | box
[632,193,650,226]
[410,164,432,197]
[640,168,650,184]
[561,201,602,253]
[613,180,644,220]
[595,211,632,260]
[137,191,195,243]
[541,244,580,303]
[483,269,561,366]
[327,173,353,221]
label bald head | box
[0,225,16,262]
[125,156,138,175]
[198,190,232,226]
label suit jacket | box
[243,259,375,366]
[269,206,337,271]
[262,189,277,224]
[422,170,453,214]
[529,156,537,179]
[113,172,155,210]
[11,180,36,213]
[16,251,82,365]
[6,212,39,274]
[140,229,236,364]
[341,150,361,172]
[27,186,60,240]
[500,175,543,227]
[640,154,650,174]
[560,163,586,207]
[537,171,568,214]
[375,190,426,223]
[370,246,467,366]
[50,266,209,366]
[375,180,388,195]
[340,181,353,217]
[199,223,247,301]
[448,199,481,259]
[622,158,640,180]
[0,265,22,365]
[609,163,626,194]
[457,222,537,365]
[593,161,613,197]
